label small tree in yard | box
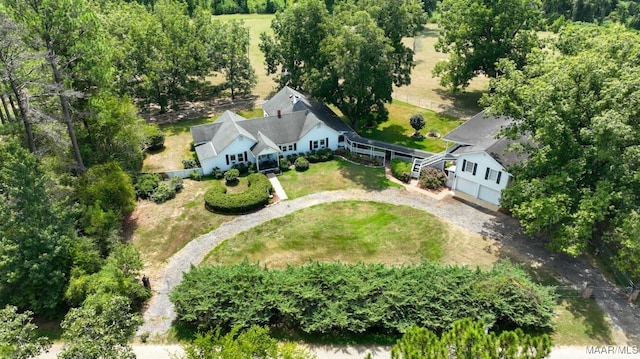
[410,113,425,137]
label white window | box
[238,153,244,162]
[288,144,293,151]
[313,141,319,149]
[464,160,475,173]
[230,154,236,162]
[320,139,325,146]
[485,168,502,184]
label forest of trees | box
[2,0,640,356]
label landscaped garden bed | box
[204,173,273,214]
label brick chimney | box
[277,109,281,118]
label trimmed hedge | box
[204,173,273,214]
[170,261,556,335]
[391,159,412,183]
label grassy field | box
[204,201,447,267]
[358,100,463,152]
[277,158,401,199]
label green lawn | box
[357,100,463,153]
[552,299,614,345]
[202,201,447,267]
[277,158,401,199]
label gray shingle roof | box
[442,111,512,147]
[191,111,257,154]
[445,111,529,168]
[251,131,281,156]
[262,86,353,133]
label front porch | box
[257,152,280,173]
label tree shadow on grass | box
[433,88,485,118]
[479,214,633,345]
[334,158,395,192]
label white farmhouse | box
[190,86,353,174]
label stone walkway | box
[267,172,288,200]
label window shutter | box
[294,143,297,151]
[225,154,229,165]
[472,163,477,175]
[309,141,312,151]
[244,151,248,162]
[484,168,490,180]
[326,137,329,148]
[462,159,467,172]
[496,171,502,184]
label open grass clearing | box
[126,177,236,275]
[358,100,463,152]
[202,201,499,269]
[277,158,401,199]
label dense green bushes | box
[391,159,412,182]
[294,156,309,171]
[170,261,555,335]
[204,173,272,214]
[419,167,447,190]
[134,174,183,203]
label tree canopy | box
[483,24,640,279]
[434,0,542,91]
[391,319,551,359]
[260,0,426,128]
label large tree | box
[0,305,51,359]
[483,24,640,276]
[0,140,73,316]
[58,295,142,359]
[434,0,542,91]
[260,0,426,128]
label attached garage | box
[478,185,501,206]
[454,177,478,198]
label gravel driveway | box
[136,187,640,345]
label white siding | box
[297,124,340,152]
[453,152,510,206]
[200,136,257,174]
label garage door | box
[478,185,501,205]
[455,177,477,197]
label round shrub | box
[294,156,309,171]
[279,157,292,171]
[213,167,224,179]
[190,170,202,181]
[169,176,184,192]
[182,158,199,169]
[143,124,165,151]
[224,168,240,184]
[135,173,161,199]
[151,182,176,203]
[419,167,447,190]
[204,173,273,214]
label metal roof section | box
[442,111,512,147]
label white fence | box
[163,167,203,179]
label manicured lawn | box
[202,201,450,267]
[277,158,401,199]
[357,100,463,153]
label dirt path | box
[137,187,640,345]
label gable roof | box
[262,86,353,133]
[443,111,512,147]
[190,110,256,153]
[445,111,528,168]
